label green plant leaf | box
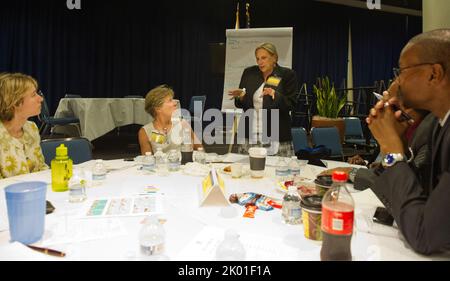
[312,76,345,118]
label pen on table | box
[372,92,415,124]
[27,245,66,257]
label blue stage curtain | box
[0,0,421,117]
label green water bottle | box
[51,144,73,192]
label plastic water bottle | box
[92,159,107,181]
[142,152,156,172]
[275,157,289,182]
[139,215,165,256]
[288,156,302,185]
[215,229,246,261]
[154,148,168,176]
[282,186,302,224]
[68,169,87,203]
[194,147,206,164]
[167,149,181,172]
[51,144,73,192]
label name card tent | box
[198,169,229,207]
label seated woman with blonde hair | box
[138,84,202,155]
[0,73,48,178]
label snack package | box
[243,204,257,218]
[255,196,274,211]
[229,193,260,206]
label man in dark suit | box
[366,29,450,255]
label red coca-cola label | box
[321,206,354,235]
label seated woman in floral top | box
[0,72,48,179]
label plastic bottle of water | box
[215,229,246,261]
[167,149,181,172]
[194,147,206,164]
[282,186,302,225]
[68,169,87,203]
[154,148,168,176]
[288,156,302,184]
[92,159,107,181]
[139,215,165,257]
[142,152,156,172]
[275,157,289,183]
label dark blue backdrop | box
[0,0,421,115]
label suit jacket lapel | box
[430,116,450,188]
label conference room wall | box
[0,0,421,117]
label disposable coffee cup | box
[181,144,193,165]
[5,181,47,244]
[248,147,267,178]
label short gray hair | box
[405,29,450,79]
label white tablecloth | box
[54,98,180,141]
[0,155,448,261]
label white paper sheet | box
[176,226,303,261]
[80,195,163,218]
[0,242,62,261]
[36,217,127,247]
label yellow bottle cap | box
[55,144,68,157]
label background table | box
[53,98,180,141]
[0,155,449,261]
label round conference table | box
[0,154,448,261]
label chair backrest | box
[291,127,309,153]
[189,95,207,115]
[40,137,93,166]
[344,117,364,138]
[64,94,82,98]
[310,127,343,158]
[38,95,51,122]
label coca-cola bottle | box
[320,171,354,261]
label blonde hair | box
[144,85,174,118]
[0,73,38,121]
[255,42,279,62]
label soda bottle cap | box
[55,144,68,157]
[332,171,348,182]
[145,152,152,156]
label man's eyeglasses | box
[393,62,438,78]
[36,89,44,97]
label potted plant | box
[311,76,347,143]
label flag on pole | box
[245,3,250,28]
[235,2,240,30]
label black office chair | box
[40,137,93,166]
[311,127,344,161]
[291,127,309,153]
[38,94,81,137]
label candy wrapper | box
[243,204,257,218]
[229,193,281,212]
[229,192,260,206]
